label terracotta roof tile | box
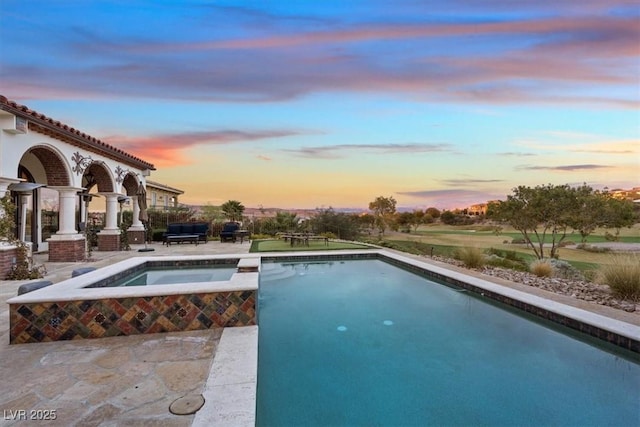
[0,95,155,171]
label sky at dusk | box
[1,0,638,210]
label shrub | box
[511,237,526,244]
[548,259,584,280]
[319,232,337,239]
[454,247,485,269]
[598,254,640,300]
[250,234,273,240]
[152,229,166,242]
[530,259,553,277]
[576,244,610,253]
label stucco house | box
[0,95,157,275]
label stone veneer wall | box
[10,290,256,344]
[48,239,86,262]
[97,234,120,251]
[0,245,18,279]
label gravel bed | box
[430,256,639,314]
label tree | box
[201,203,225,223]
[425,207,441,219]
[274,212,298,232]
[412,209,425,232]
[440,210,457,225]
[309,208,360,240]
[396,212,415,232]
[221,200,245,222]
[357,213,376,234]
[487,184,579,259]
[601,196,636,240]
[368,196,397,236]
[566,185,607,243]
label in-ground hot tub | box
[8,255,259,344]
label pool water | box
[108,266,236,286]
[257,260,640,426]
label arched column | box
[131,198,144,230]
[97,192,121,251]
[127,196,146,244]
[47,186,85,262]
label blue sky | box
[1,0,638,209]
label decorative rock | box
[169,394,205,415]
[72,267,96,277]
[428,255,637,313]
[17,280,53,295]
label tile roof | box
[0,95,155,171]
[146,179,184,194]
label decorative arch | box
[82,161,114,193]
[122,172,139,196]
[19,144,71,186]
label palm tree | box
[221,200,245,222]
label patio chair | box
[220,222,240,242]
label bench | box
[163,222,209,245]
[281,233,329,246]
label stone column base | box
[98,233,120,251]
[128,230,146,245]
[49,238,86,262]
[0,244,18,279]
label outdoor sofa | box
[163,222,209,244]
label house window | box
[151,192,157,207]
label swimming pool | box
[257,259,640,426]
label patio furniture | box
[220,222,240,242]
[72,267,97,277]
[165,234,199,246]
[163,222,209,245]
[280,233,329,246]
[18,280,53,295]
[234,230,251,243]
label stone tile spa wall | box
[10,290,256,344]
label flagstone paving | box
[0,241,249,427]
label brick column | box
[47,186,86,262]
[97,193,121,251]
[128,230,146,244]
[0,244,18,279]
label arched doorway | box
[15,146,71,252]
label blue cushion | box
[181,223,195,234]
[72,267,96,277]
[166,223,182,235]
[193,223,208,235]
[222,222,239,232]
[18,280,53,295]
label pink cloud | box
[103,129,305,166]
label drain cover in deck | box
[169,394,205,415]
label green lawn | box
[250,239,373,253]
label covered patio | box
[0,96,156,276]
